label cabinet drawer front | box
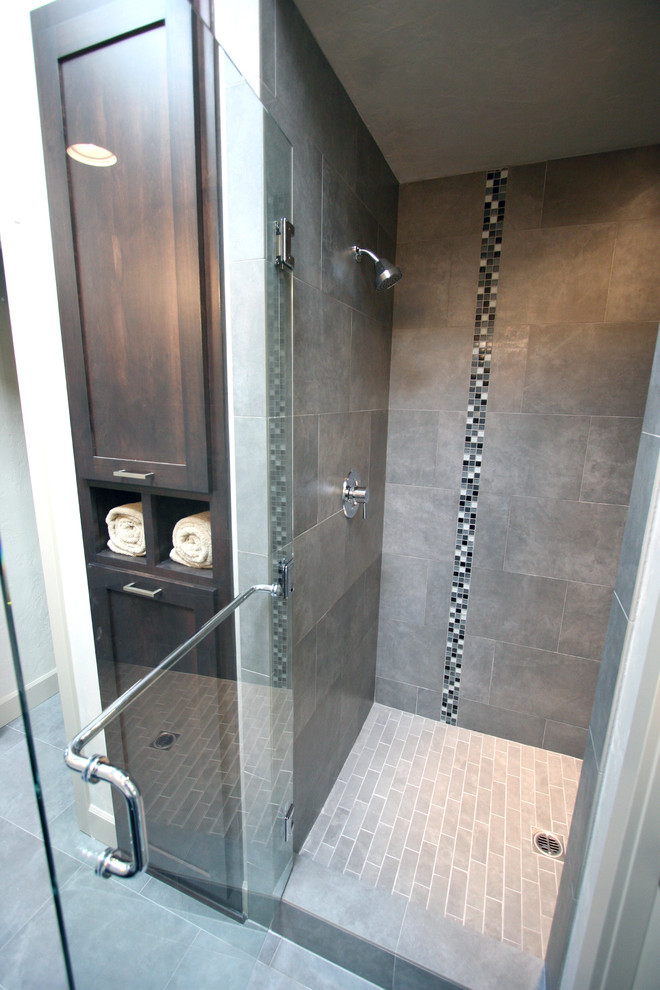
[34,0,210,492]
[88,567,223,680]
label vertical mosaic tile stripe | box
[441,168,509,724]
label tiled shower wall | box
[377,146,660,758]
[260,0,398,845]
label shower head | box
[353,245,402,290]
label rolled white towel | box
[170,511,212,569]
[106,502,146,557]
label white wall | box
[0,0,114,841]
[0,256,58,724]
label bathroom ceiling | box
[293,0,660,183]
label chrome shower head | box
[353,245,402,290]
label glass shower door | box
[0,38,293,990]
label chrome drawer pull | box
[122,582,162,599]
[113,469,155,481]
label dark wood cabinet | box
[33,0,214,493]
[33,0,243,911]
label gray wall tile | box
[457,699,545,748]
[389,325,473,412]
[641,326,660,436]
[392,236,480,331]
[459,636,494,704]
[317,411,371,521]
[293,281,351,416]
[380,553,429,626]
[471,494,510,571]
[589,595,628,766]
[542,146,660,227]
[294,414,318,537]
[486,324,530,413]
[521,322,657,417]
[489,644,599,727]
[558,582,613,661]
[375,675,418,714]
[397,171,487,242]
[377,616,443,692]
[606,220,660,322]
[581,417,642,505]
[350,311,391,412]
[503,163,546,231]
[382,484,458,563]
[466,568,566,652]
[497,225,617,324]
[615,432,660,616]
[542,721,588,760]
[322,162,379,317]
[504,497,627,586]
[481,413,590,500]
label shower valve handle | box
[343,471,370,519]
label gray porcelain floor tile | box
[271,936,382,990]
[0,726,24,759]
[246,962,308,990]
[0,816,78,949]
[165,929,259,990]
[0,736,74,836]
[10,693,66,749]
[0,898,69,990]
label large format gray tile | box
[350,311,391,413]
[58,868,199,990]
[497,225,617,325]
[379,553,429,626]
[271,935,383,990]
[641,328,660,436]
[543,721,588,760]
[521,322,657,417]
[489,644,599,727]
[456,699,545,748]
[562,731,600,900]
[9,693,65,749]
[282,856,406,953]
[374,675,418,715]
[376,617,444,693]
[274,0,358,189]
[317,411,371,522]
[386,410,465,490]
[0,816,78,949]
[0,895,70,990]
[356,125,399,241]
[466,568,566,652]
[392,236,480,331]
[322,162,379,318]
[471,493,510,571]
[503,163,546,232]
[486,324,530,413]
[589,595,628,766]
[615,431,660,617]
[293,626,316,739]
[382,484,458,564]
[293,281,351,416]
[397,172,487,243]
[164,929,259,990]
[293,414,319,537]
[504,497,627,587]
[459,636,494,704]
[396,900,543,990]
[558,582,613,662]
[541,147,660,227]
[606,220,660,323]
[481,413,590,499]
[580,416,642,505]
[0,736,74,836]
[389,325,474,412]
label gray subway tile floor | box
[301,702,581,959]
[0,694,378,990]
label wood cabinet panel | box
[33,0,211,492]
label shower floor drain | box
[149,730,180,751]
[532,828,565,860]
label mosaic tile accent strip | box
[442,168,509,723]
[302,702,581,960]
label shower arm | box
[352,245,379,263]
[64,559,294,879]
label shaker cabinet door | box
[33,0,211,492]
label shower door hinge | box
[274,217,295,271]
[284,803,295,843]
[278,557,294,600]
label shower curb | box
[275,856,544,990]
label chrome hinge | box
[274,217,295,271]
[284,803,294,843]
[278,557,294,600]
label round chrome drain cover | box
[150,730,180,751]
[532,829,564,858]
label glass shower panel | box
[0,36,293,990]
[220,49,294,928]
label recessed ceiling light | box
[66,143,117,167]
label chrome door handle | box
[65,749,147,878]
